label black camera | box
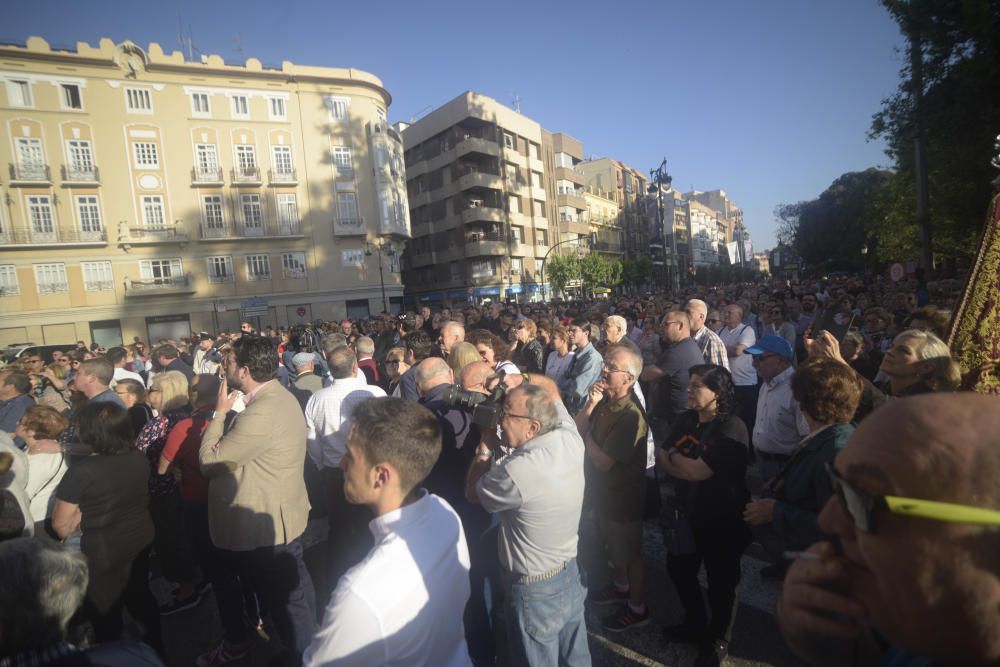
[444,369,507,431]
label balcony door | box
[16,138,45,179]
[27,195,56,242]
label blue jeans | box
[506,558,591,667]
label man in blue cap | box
[745,335,808,484]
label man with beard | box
[199,336,316,664]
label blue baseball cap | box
[745,335,794,361]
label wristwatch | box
[476,446,492,462]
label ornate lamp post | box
[365,240,395,314]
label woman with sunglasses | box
[743,358,861,573]
[509,318,545,374]
[656,364,751,665]
[381,346,409,395]
[469,330,519,377]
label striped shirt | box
[692,326,730,370]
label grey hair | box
[608,347,642,381]
[322,333,349,359]
[442,320,466,337]
[328,346,357,380]
[0,538,88,655]
[515,384,560,435]
[605,315,626,336]
[686,299,708,316]
[355,336,375,355]
[415,357,452,391]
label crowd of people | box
[2,270,998,667]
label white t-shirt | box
[25,451,68,521]
[304,492,472,667]
[719,324,758,386]
[111,366,144,388]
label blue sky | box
[6,0,905,250]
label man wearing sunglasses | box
[778,394,1000,666]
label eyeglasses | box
[499,408,538,424]
[826,462,1000,533]
[385,360,401,365]
[602,363,631,376]
[148,389,162,394]
[752,353,781,363]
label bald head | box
[440,321,465,355]
[415,357,453,395]
[685,299,708,332]
[459,361,493,395]
[842,394,1000,507]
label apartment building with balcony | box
[400,92,552,305]
[0,36,409,346]
[582,190,624,259]
[688,199,725,267]
[577,157,649,261]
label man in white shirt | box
[304,344,386,588]
[718,304,759,438]
[745,336,809,482]
[105,347,143,388]
[192,332,221,375]
[304,397,472,667]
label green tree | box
[870,0,1000,264]
[545,252,579,297]
[579,252,612,292]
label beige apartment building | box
[577,157,650,260]
[401,92,564,305]
[582,190,624,259]
[0,36,408,348]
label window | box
[140,196,165,228]
[341,249,364,267]
[206,256,234,283]
[326,96,349,121]
[281,252,306,279]
[378,190,391,226]
[508,196,520,214]
[392,191,407,228]
[503,133,515,150]
[530,143,541,160]
[333,147,353,175]
[191,92,211,116]
[34,263,68,294]
[532,200,544,217]
[511,226,524,244]
[535,259,544,275]
[375,144,389,169]
[0,265,18,296]
[231,95,249,118]
[81,261,113,291]
[60,83,82,110]
[235,144,257,172]
[27,196,55,239]
[246,254,271,281]
[531,171,542,188]
[140,259,182,284]
[510,257,523,275]
[240,194,263,234]
[125,88,152,112]
[276,194,299,231]
[536,229,548,246]
[67,140,94,174]
[471,259,495,277]
[75,196,102,234]
[268,97,286,120]
[7,80,33,107]
[271,146,293,175]
[338,192,359,222]
[449,263,461,282]
[202,195,225,232]
[195,144,219,178]
[15,138,45,178]
[133,142,159,168]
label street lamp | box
[649,158,672,293]
[539,234,596,302]
[365,240,395,314]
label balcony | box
[466,235,507,256]
[333,217,366,237]
[0,226,107,247]
[118,220,189,244]
[457,171,502,192]
[555,166,585,185]
[124,275,195,297]
[593,240,625,254]
[231,166,262,185]
[8,163,51,185]
[557,190,587,210]
[200,219,302,240]
[268,168,298,185]
[456,136,499,158]
[191,167,224,186]
[461,205,504,225]
[61,165,100,186]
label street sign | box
[566,279,583,288]
[240,297,268,319]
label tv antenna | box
[511,93,521,113]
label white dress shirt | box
[305,377,386,469]
[753,366,809,455]
[303,492,472,667]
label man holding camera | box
[465,374,591,667]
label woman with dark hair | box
[468,329,518,376]
[50,402,161,651]
[656,364,751,666]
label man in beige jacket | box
[199,335,315,665]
